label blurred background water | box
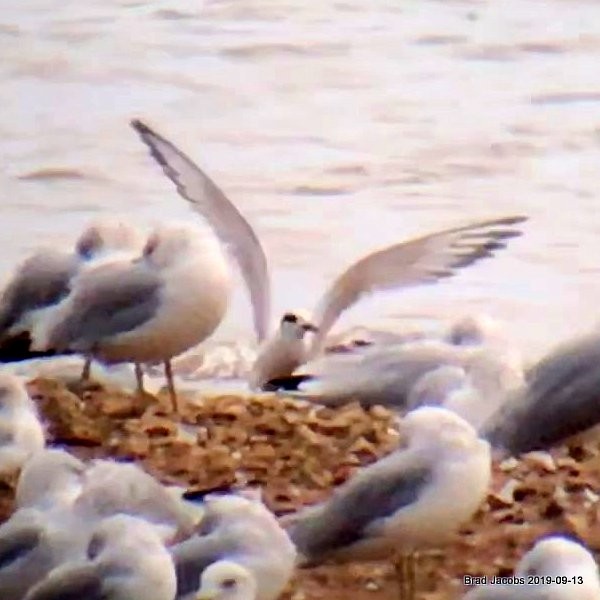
[2,0,600,361]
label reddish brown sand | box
[2,377,599,600]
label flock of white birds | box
[0,120,598,599]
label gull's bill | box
[131,119,271,343]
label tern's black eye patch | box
[281,313,298,324]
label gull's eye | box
[222,579,237,590]
[281,313,298,324]
[143,236,160,257]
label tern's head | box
[196,561,257,600]
[279,311,318,341]
[75,220,143,260]
[142,225,225,270]
[516,536,599,580]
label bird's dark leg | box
[164,360,178,413]
[134,363,145,395]
[393,552,417,600]
[80,357,92,383]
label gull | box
[0,449,88,600]
[405,364,489,427]
[0,372,45,474]
[250,217,527,390]
[285,406,491,600]
[195,561,258,600]
[464,535,600,599]
[281,313,524,430]
[172,491,297,600]
[23,514,177,600]
[32,223,232,412]
[131,119,271,344]
[0,219,143,364]
[482,331,600,455]
[75,459,202,542]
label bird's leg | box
[164,360,178,413]
[80,357,92,383]
[134,363,145,395]
[393,552,417,600]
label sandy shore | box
[1,378,598,600]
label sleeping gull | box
[250,217,527,390]
[280,313,524,431]
[23,514,177,600]
[286,406,491,600]
[0,373,45,474]
[0,450,88,600]
[75,458,202,542]
[131,119,271,344]
[0,219,143,364]
[482,331,600,454]
[172,491,296,600]
[32,223,232,412]
[195,561,258,600]
[464,534,600,599]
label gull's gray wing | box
[131,119,271,343]
[289,451,430,563]
[310,216,527,352]
[296,341,463,409]
[23,564,103,600]
[171,533,234,596]
[0,251,79,335]
[45,261,162,352]
[0,525,41,569]
[482,334,600,454]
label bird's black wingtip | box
[130,118,152,136]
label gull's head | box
[447,314,503,347]
[401,406,480,452]
[196,561,257,600]
[87,514,165,561]
[142,224,225,270]
[16,448,86,509]
[279,310,318,341]
[75,219,143,260]
[0,373,33,412]
[407,366,468,410]
[516,535,599,580]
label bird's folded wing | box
[0,524,42,569]
[171,533,232,596]
[289,458,430,561]
[23,564,103,600]
[42,262,162,351]
[131,119,271,343]
[482,333,600,454]
[0,251,79,335]
[310,216,527,352]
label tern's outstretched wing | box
[311,216,527,352]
